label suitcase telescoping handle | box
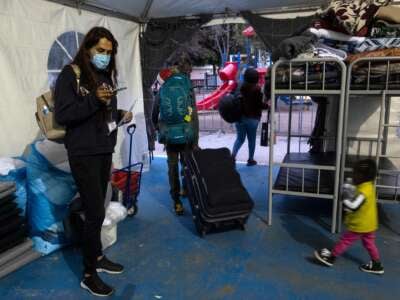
[260,110,270,147]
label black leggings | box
[68,153,112,275]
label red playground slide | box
[196,81,237,110]
[196,62,238,111]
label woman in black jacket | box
[54,27,131,297]
[232,68,267,166]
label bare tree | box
[170,23,265,67]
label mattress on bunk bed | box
[274,65,342,90]
[350,64,400,90]
[273,152,337,195]
[273,152,399,201]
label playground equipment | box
[196,62,238,110]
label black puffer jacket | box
[240,82,267,120]
[54,65,119,157]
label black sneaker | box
[246,159,257,166]
[96,256,124,274]
[314,248,336,267]
[359,261,384,275]
[80,273,114,297]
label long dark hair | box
[72,27,118,90]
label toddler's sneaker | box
[314,248,336,267]
[359,261,384,275]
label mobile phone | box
[112,87,127,94]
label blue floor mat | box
[1,157,399,300]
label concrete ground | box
[1,158,399,300]
[154,133,310,165]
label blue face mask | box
[91,53,111,70]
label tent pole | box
[141,0,154,20]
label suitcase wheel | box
[237,219,245,231]
[196,225,206,237]
[127,203,138,216]
[195,221,208,237]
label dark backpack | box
[158,73,195,144]
[218,91,243,123]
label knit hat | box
[157,68,173,85]
[244,68,259,84]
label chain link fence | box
[197,97,318,136]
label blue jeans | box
[232,117,259,161]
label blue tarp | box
[25,143,77,254]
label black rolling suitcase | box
[184,148,254,236]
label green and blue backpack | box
[158,73,195,144]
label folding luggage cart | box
[111,124,143,216]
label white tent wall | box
[0,0,146,169]
[323,95,400,168]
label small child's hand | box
[342,181,356,201]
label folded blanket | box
[376,5,400,24]
[295,44,347,60]
[307,27,366,43]
[347,48,400,63]
[320,37,400,53]
[370,20,400,38]
[320,38,359,53]
[317,0,392,36]
[314,43,348,60]
[355,37,400,52]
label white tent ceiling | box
[47,0,326,22]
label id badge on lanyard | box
[106,107,116,135]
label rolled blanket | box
[347,48,400,64]
[370,20,400,38]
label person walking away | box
[152,57,199,215]
[232,68,267,166]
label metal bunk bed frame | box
[268,58,347,233]
[338,56,400,231]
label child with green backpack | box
[152,57,199,215]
